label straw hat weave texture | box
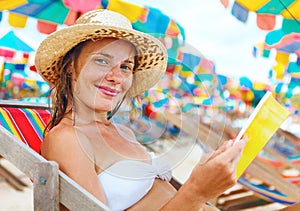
[35,9,167,97]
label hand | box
[187,137,247,201]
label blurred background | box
[0,0,300,210]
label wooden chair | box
[0,100,108,211]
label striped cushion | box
[0,107,51,153]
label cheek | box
[122,75,133,90]
[73,71,96,94]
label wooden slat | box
[164,111,225,150]
[218,194,270,211]
[34,161,59,211]
[263,147,300,172]
[0,100,50,109]
[247,159,300,200]
[0,164,27,191]
[277,128,300,143]
[0,126,108,211]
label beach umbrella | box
[225,1,300,66]
[260,29,300,79]
[0,0,185,39]
[264,31,300,55]
[0,31,34,52]
[226,1,300,62]
[223,0,300,107]
[142,43,228,115]
[229,0,300,30]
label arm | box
[160,139,247,210]
[40,125,107,205]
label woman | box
[36,9,247,211]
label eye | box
[120,64,133,73]
[95,58,108,65]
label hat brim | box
[35,23,167,97]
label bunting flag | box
[7,12,27,28]
[0,31,34,52]
[256,14,276,30]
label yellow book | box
[235,91,290,178]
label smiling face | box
[72,38,136,113]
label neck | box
[73,111,110,126]
[70,102,111,126]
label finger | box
[229,137,248,164]
[217,139,234,153]
[207,140,233,161]
[218,137,247,163]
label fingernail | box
[226,139,233,147]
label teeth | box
[99,86,118,96]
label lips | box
[97,85,119,97]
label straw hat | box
[35,9,167,97]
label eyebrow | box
[94,52,135,63]
[93,52,113,59]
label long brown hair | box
[44,39,138,133]
[45,41,86,132]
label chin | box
[93,103,113,112]
[94,101,114,112]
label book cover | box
[235,91,290,178]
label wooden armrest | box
[0,126,108,210]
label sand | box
[0,159,33,210]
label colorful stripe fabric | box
[0,107,51,153]
[238,177,296,204]
[288,154,300,165]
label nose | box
[105,66,123,83]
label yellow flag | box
[107,0,144,22]
[0,0,27,10]
[235,91,290,178]
[8,12,27,28]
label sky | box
[0,0,281,82]
[128,0,280,82]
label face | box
[72,38,136,112]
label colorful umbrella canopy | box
[0,0,185,39]
[228,0,300,30]
[265,31,300,55]
[226,0,300,59]
[0,0,94,25]
[221,0,300,111]
[225,0,300,65]
[141,43,229,116]
[0,31,34,52]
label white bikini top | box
[98,153,172,211]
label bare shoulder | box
[41,123,82,161]
[41,122,96,174]
[42,124,76,152]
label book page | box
[235,91,290,178]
